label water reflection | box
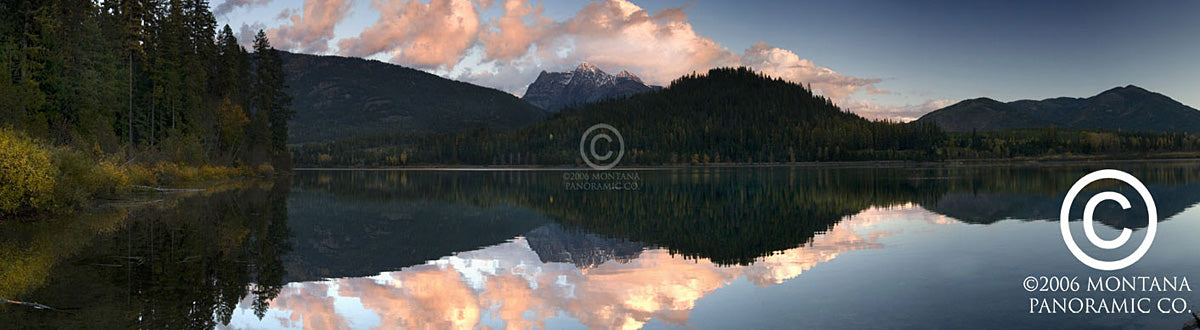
[290,167,937,266]
[0,180,292,328]
[4,162,1200,329]
[283,188,550,282]
[247,163,1200,329]
[288,163,1200,268]
[228,205,931,329]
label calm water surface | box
[3,162,1200,329]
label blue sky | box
[215,0,1200,120]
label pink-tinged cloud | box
[842,98,956,122]
[257,0,920,120]
[338,0,482,70]
[480,0,553,62]
[268,0,353,53]
[741,42,886,101]
[547,0,740,86]
[342,268,483,329]
[269,283,349,329]
[464,0,886,108]
[457,0,739,96]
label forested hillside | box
[293,67,947,167]
[916,85,1200,133]
[294,67,1200,167]
[280,51,546,143]
[1,0,290,166]
[0,1,291,216]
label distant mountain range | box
[292,67,944,167]
[280,52,547,143]
[521,62,661,112]
[915,85,1200,133]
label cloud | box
[329,0,878,99]
[237,22,268,48]
[275,8,296,21]
[258,0,924,120]
[454,54,548,98]
[541,0,740,85]
[463,0,884,106]
[270,283,349,329]
[338,0,483,70]
[214,0,271,16]
[741,42,887,101]
[842,98,956,122]
[479,0,552,62]
[268,0,354,53]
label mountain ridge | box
[916,85,1200,133]
[280,51,547,143]
[292,67,945,167]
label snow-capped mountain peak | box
[575,62,601,73]
[521,63,661,112]
[615,70,643,84]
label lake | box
[3,162,1200,329]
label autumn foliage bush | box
[48,147,130,209]
[1,128,269,217]
[0,129,55,214]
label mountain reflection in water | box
[4,163,1200,329]
[226,205,934,329]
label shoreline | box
[294,157,1200,171]
[0,175,281,224]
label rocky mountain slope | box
[521,62,660,112]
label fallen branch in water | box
[130,185,204,193]
[102,199,164,207]
[0,298,68,313]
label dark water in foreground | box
[3,162,1200,329]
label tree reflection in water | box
[0,179,292,328]
[4,162,1200,328]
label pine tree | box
[249,30,292,169]
[0,0,288,168]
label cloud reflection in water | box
[225,204,943,329]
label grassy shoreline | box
[0,129,275,220]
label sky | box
[213,0,1200,122]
